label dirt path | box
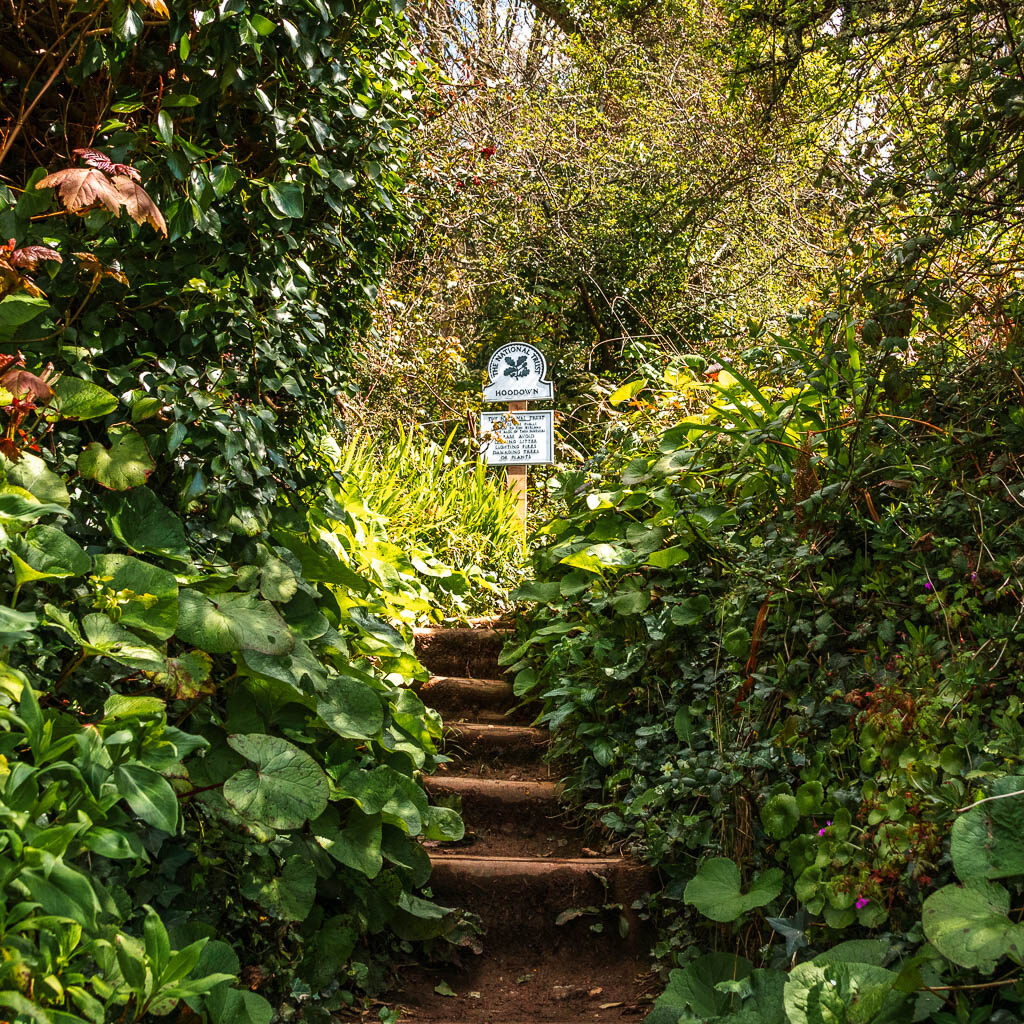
[392,627,656,1023]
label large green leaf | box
[644,953,754,1023]
[205,988,273,1024]
[92,553,179,640]
[114,763,180,833]
[783,961,905,1024]
[761,793,800,839]
[0,493,68,522]
[314,809,383,878]
[0,605,39,644]
[684,858,783,922]
[951,777,1024,881]
[176,590,294,655]
[78,427,156,490]
[259,557,298,602]
[2,451,70,507]
[81,614,167,671]
[223,734,329,829]
[241,856,316,921]
[338,765,428,835]
[302,916,358,991]
[0,294,48,340]
[317,675,383,740]
[20,857,101,930]
[104,487,189,561]
[922,880,1024,971]
[51,377,119,420]
[9,524,90,582]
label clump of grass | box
[336,426,525,616]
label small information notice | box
[480,410,554,466]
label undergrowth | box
[506,323,1024,1020]
[335,426,526,619]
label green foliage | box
[507,331,1024,1017]
[0,0,477,1019]
[335,426,526,617]
[683,859,783,923]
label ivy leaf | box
[266,183,305,219]
[684,858,784,922]
[176,590,294,655]
[79,427,156,490]
[114,763,180,833]
[52,377,119,420]
[223,733,329,829]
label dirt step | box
[393,947,655,1023]
[415,628,508,678]
[424,778,589,858]
[442,722,548,765]
[433,759,559,781]
[428,855,651,942]
[417,675,521,719]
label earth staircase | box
[394,626,654,1023]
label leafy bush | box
[505,330,1024,1015]
[0,0,470,1020]
[336,426,526,618]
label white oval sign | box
[483,342,553,402]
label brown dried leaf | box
[73,252,129,286]
[0,439,22,462]
[0,261,45,298]
[36,168,122,217]
[73,148,142,182]
[140,0,170,16]
[10,246,63,272]
[111,175,167,236]
[0,369,54,405]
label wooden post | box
[506,400,528,540]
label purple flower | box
[970,572,978,582]
[924,581,933,592]
[856,896,870,910]
[817,820,832,837]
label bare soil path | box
[390,627,657,1023]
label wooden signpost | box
[480,343,554,536]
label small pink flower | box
[924,581,933,592]
[856,896,870,910]
[817,820,832,836]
